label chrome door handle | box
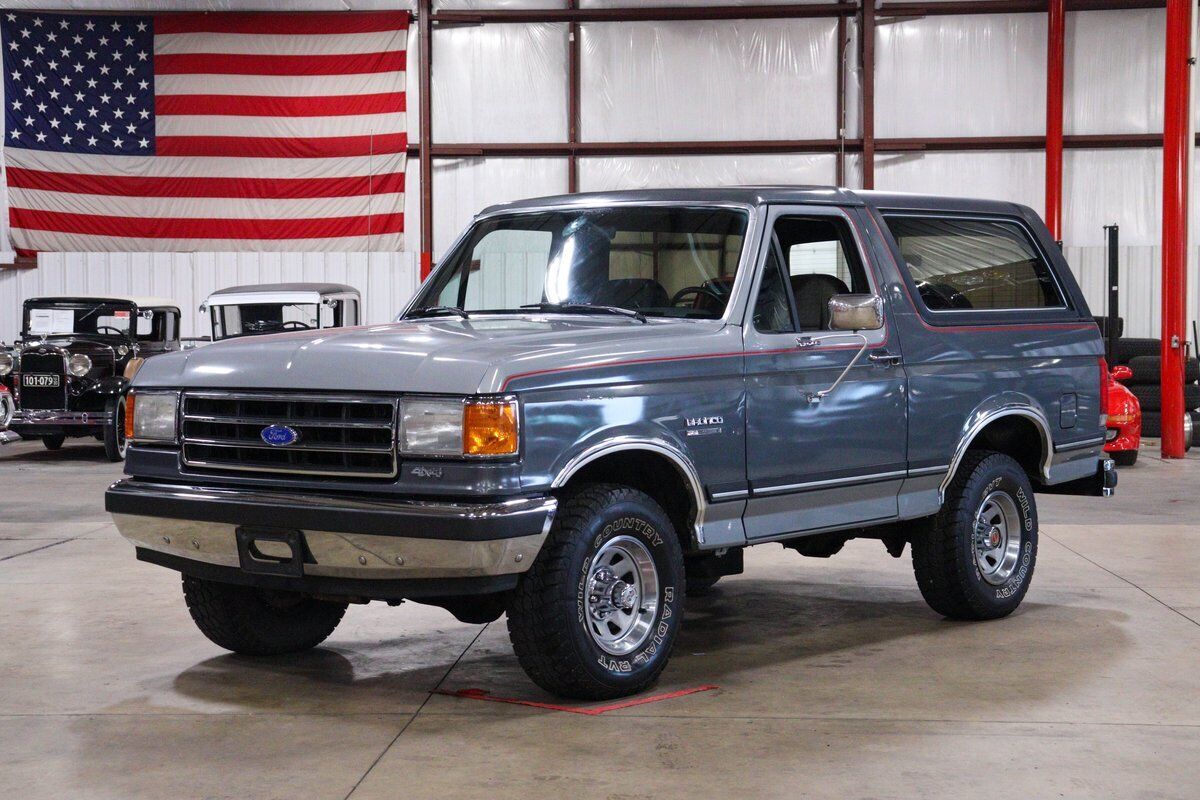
[868,351,902,366]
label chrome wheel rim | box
[585,535,659,655]
[116,400,128,458]
[973,490,1023,585]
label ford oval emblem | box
[260,424,300,447]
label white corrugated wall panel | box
[0,252,420,343]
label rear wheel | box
[42,434,65,450]
[103,396,127,462]
[911,451,1037,620]
[506,484,685,699]
[182,576,347,656]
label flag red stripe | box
[156,132,408,158]
[155,92,405,117]
[6,167,405,199]
[11,208,405,239]
[155,50,406,77]
[155,11,409,36]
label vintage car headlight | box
[400,397,519,457]
[67,353,92,377]
[126,391,180,444]
[0,352,12,376]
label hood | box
[134,316,732,395]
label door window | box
[753,216,871,332]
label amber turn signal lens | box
[124,393,136,440]
[463,401,518,456]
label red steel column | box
[418,0,434,280]
[1044,0,1065,240]
[1160,0,1193,457]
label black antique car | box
[0,296,182,461]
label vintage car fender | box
[91,375,131,398]
[123,356,146,381]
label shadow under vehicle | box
[0,295,181,461]
[199,283,361,341]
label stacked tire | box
[1115,336,1200,447]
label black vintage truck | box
[0,295,181,461]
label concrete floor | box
[1,438,1198,800]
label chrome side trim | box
[907,465,950,477]
[753,468,908,497]
[940,404,1053,502]
[552,436,709,546]
[1054,435,1106,453]
[710,489,750,501]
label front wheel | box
[506,484,686,700]
[182,576,347,656]
[911,451,1038,620]
[103,396,127,462]
[42,434,65,450]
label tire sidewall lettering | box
[579,510,679,677]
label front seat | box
[790,273,850,330]
[590,278,670,310]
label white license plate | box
[22,374,61,388]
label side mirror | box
[828,294,884,332]
[1111,365,1133,382]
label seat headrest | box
[789,273,850,330]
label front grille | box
[17,351,67,411]
[181,392,398,478]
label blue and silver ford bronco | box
[107,188,1115,699]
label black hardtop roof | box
[480,186,1031,218]
[24,295,179,311]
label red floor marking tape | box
[433,684,719,716]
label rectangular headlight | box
[400,397,519,458]
[128,391,179,444]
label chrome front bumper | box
[106,479,556,590]
[10,409,112,426]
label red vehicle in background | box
[1104,364,1141,466]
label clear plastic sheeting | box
[1064,148,1161,247]
[433,24,568,142]
[875,14,1047,137]
[1,1,410,9]
[579,154,838,192]
[431,158,568,254]
[866,150,1046,217]
[581,19,839,141]
[436,0,565,8]
[1066,9,1165,135]
[581,0,839,6]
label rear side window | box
[884,216,1065,312]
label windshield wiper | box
[519,303,647,323]
[404,305,470,320]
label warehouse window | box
[885,216,1065,311]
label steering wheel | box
[281,321,313,330]
[96,326,125,337]
[670,285,726,309]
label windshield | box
[414,206,749,320]
[23,303,160,340]
[211,303,328,340]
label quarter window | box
[884,216,1065,311]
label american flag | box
[2,10,407,253]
